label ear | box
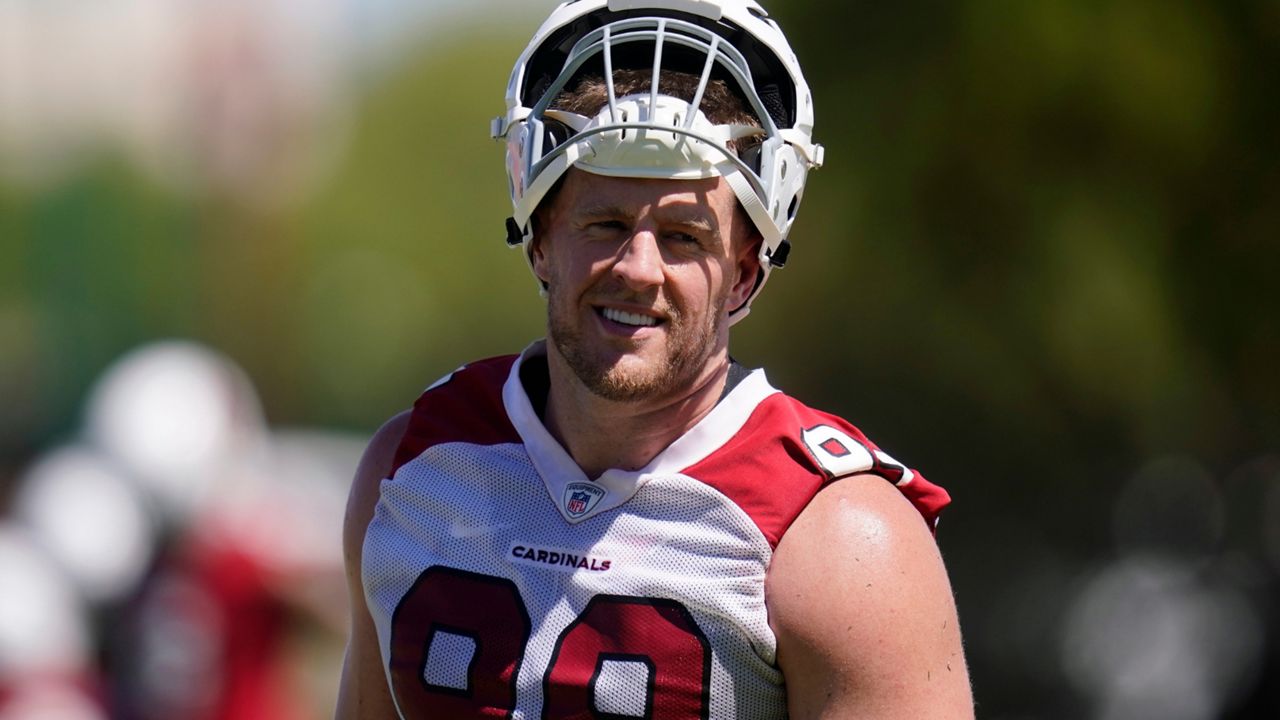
[727,231,763,311]
[529,215,553,286]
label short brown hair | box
[553,68,761,134]
[532,69,763,242]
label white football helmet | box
[493,0,823,322]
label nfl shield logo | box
[563,482,606,519]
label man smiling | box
[533,170,760,479]
[538,173,744,404]
[337,2,973,718]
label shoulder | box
[681,390,831,546]
[410,354,519,421]
[343,410,414,565]
[765,475,973,717]
[706,387,903,483]
[769,391,952,535]
[766,474,944,613]
[343,353,519,553]
[765,473,943,637]
[391,354,523,471]
[762,474,962,712]
[686,389,947,546]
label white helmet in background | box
[83,340,268,524]
[493,0,823,322]
[0,523,92,677]
[0,524,105,720]
[11,447,155,604]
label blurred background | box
[1,0,1277,718]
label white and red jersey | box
[362,342,950,719]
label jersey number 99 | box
[389,566,711,719]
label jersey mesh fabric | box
[362,343,951,719]
[364,442,784,718]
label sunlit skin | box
[337,166,975,719]
[530,167,761,479]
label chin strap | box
[505,217,524,247]
[766,239,790,268]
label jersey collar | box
[502,340,779,523]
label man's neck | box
[540,350,732,480]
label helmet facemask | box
[495,3,822,322]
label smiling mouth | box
[599,307,661,328]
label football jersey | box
[362,341,950,719]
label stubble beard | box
[547,287,729,403]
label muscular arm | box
[766,475,973,719]
[335,411,412,720]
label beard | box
[546,284,729,403]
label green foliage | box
[1,0,1273,473]
[2,3,1277,711]
[290,29,545,427]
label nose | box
[612,229,665,290]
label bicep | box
[766,475,973,720]
[335,411,411,719]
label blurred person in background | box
[3,341,355,720]
[7,0,1279,717]
[85,343,352,720]
[0,523,106,720]
[338,1,971,718]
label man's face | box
[532,168,760,403]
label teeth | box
[602,308,658,327]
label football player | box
[338,1,973,717]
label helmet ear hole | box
[542,119,572,152]
[739,143,763,174]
